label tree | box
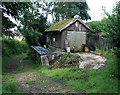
[18,2,47,46]
[2,2,48,46]
[86,18,110,36]
[107,2,120,90]
[103,1,120,57]
[1,2,32,36]
[52,2,91,22]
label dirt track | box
[6,55,75,93]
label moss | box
[45,18,75,32]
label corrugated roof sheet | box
[31,46,54,55]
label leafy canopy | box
[52,2,91,22]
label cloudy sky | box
[47,0,119,22]
[86,0,119,21]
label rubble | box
[78,53,106,70]
[31,46,107,70]
[50,52,106,71]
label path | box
[14,70,74,93]
[6,54,75,93]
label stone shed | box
[45,18,90,51]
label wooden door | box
[66,31,86,51]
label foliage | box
[2,37,28,56]
[105,2,120,90]
[52,2,91,22]
[18,3,47,46]
[87,1,120,58]
[106,1,120,57]
[2,2,47,46]
[86,19,108,33]
[20,27,42,46]
[2,2,32,35]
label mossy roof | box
[45,18,75,32]
[45,18,89,32]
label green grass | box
[2,53,42,93]
[2,74,20,93]
[2,51,118,93]
[39,51,118,93]
[2,54,28,93]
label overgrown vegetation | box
[86,2,120,90]
[49,53,80,69]
[2,50,118,93]
[87,1,120,58]
[40,51,118,93]
[2,38,28,56]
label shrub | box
[2,37,28,56]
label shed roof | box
[45,18,90,32]
[31,46,54,55]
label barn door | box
[67,31,86,51]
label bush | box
[2,37,28,56]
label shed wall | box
[46,20,88,50]
[46,32,62,48]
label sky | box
[47,0,119,22]
[86,0,119,21]
[9,0,119,30]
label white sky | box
[10,0,119,28]
[47,0,119,22]
[86,0,119,21]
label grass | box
[2,53,42,93]
[39,51,118,93]
[2,74,20,93]
[2,50,118,93]
[2,53,28,93]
